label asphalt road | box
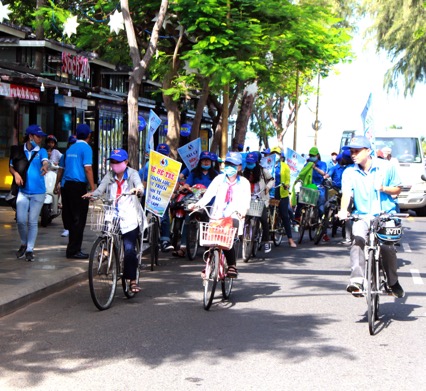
[0,217,425,390]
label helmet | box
[375,217,402,244]
[47,134,57,143]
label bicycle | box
[145,210,160,271]
[296,184,320,244]
[242,197,264,262]
[268,198,283,246]
[349,212,407,335]
[190,206,239,310]
[87,195,144,310]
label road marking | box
[402,242,412,252]
[410,269,424,285]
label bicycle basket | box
[199,221,237,250]
[375,218,402,244]
[247,199,265,217]
[88,202,121,234]
[298,186,319,206]
[269,199,280,207]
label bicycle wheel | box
[88,237,118,310]
[122,236,141,299]
[171,217,183,250]
[242,219,253,262]
[314,208,331,244]
[221,255,233,300]
[186,219,199,260]
[297,210,306,244]
[150,216,159,271]
[308,208,318,241]
[203,250,219,310]
[272,211,283,247]
[367,249,379,335]
[252,219,261,257]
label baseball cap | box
[108,149,128,162]
[68,135,77,144]
[25,124,47,137]
[261,148,271,155]
[76,123,93,138]
[309,146,319,156]
[245,152,258,164]
[156,143,170,156]
[225,151,242,165]
[271,146,282,155]
[199,150,212,160]
[342,136,371,150]
[237,143,244,151]
[210,152,218,161]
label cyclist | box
[337,136,404,298]
[243,151,275,253]
[172,151,218,257]
[190,152,251,278]
[83,149,145,293]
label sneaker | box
[16,245,27,259]
[322,234,330,242]
[25,251,34,262]
[161,241,174,253]
[346,282,364,297]
[264,243,272,253]
[61,229,69,237]
[390,281,405,298]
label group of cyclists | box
[82,134,405,300]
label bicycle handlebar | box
[188,204,243,220]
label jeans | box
[122,227,139,280]
[16,191,45,252]
[350,219,398,286]
[278,197,293,239]
[160,205,171,242]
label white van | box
[340,130,426,216]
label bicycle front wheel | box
[252,219,262,257]
[186,219,199,260]
[242,219,253,262]
[297,210,306,244]
[122,236,141,299]
[221,261,234,300]
[149,216,159,271]
[367,249,379,335]
[88,237,118,310]
[203,250,219,310]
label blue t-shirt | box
[341,158,401,216]
[139,161,149,182]
[312,160,327,186]
[20,146,48,195]
[186,171,216,188]
[328,164,346,189]
[63,140,93,183]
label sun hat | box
[156,143,170,156]
[25,124,47,137]
[108,149,128,162]
[342,136,371,150]
[225,151,242,165]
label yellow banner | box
[145,150,182,218]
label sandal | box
[130,283,141,293]
[172,249,186,258]
[226,266,238,278]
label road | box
[0,217,425,390]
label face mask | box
[30,140,38,148]
[308,156,318,163]
[201,164,211,170]
[111,162,127,175]
[246,163,256,170]
[223,165,238,177]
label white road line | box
[402,242,412,252]
[410,269,424,285]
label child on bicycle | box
[243,152,275,253]
[190,152,251,278]
[83,149,145,293]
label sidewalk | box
[0,206,97,317]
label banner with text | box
[146,109,162,153]
[177,138,202,171]
[145,150,182,218]
[286,148,306,187]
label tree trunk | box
[34,0,45,72]
[233,89,255,150]
[190,77,210,141]
[121,0,169,168]
[163,67,180,158]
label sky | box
[245,20,426,158]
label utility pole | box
[313,73,321,146]
[293,71,300,151]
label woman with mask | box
[83,149,145,293]
[243,152,275,253]
[9,125,49,261]
[190,152,251,278]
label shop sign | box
[55,94,88,110]
[62,52,91,82]
[10,84,40,101]
[180,123,191,137]
[0,82,11,97]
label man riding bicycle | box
[337,136,404,298]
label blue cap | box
[68,135,77,144]
[210,152,218,161]
[225,151,242,165]
[261,148,271,155]
[245,152,258,164]
[342,136,371,150]
[108,148,128,162]
[199,150,212,160]
[237,143,244,151]
[156,143,170,156]
[26,124,47,137]
[76,124,93,139]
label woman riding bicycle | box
[243,151,275,253]
[83,149,144,293]
[190,152,251,278]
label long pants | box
[350,219,398,286]
[62,181,89,257]
[122,226,139,280]
[259,206,269,243]
[16,192,45,252]
[278,196,293,239]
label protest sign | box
[177,138,202,171]
[286,148,306,187]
